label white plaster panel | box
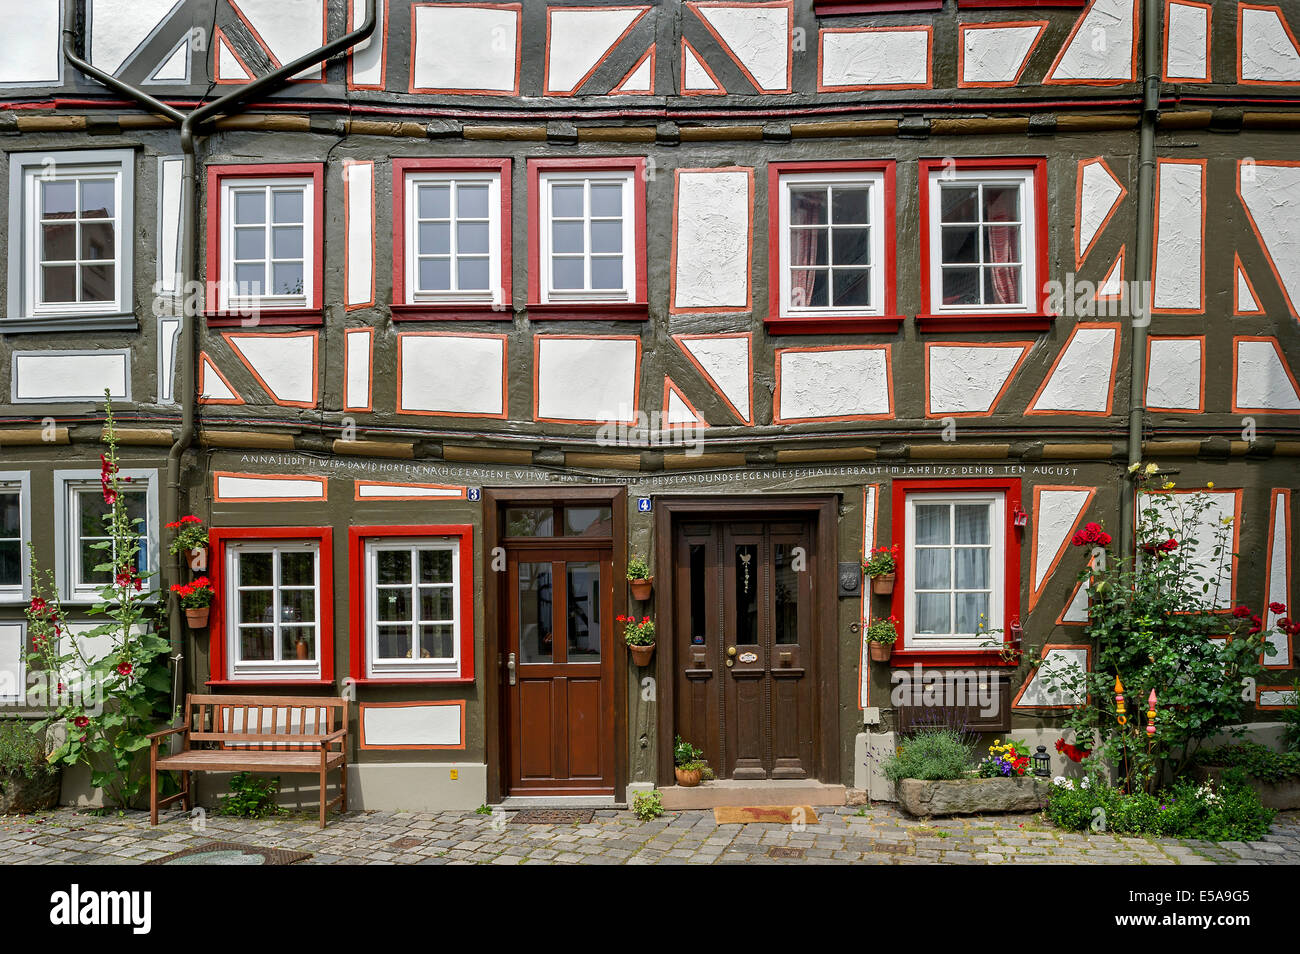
[1048,0,1135,82]
[157,157,184,295]
[229,0,325,79]
[778,348,890,421]
[618,53,654,92]
[1165,1,1209,80]
[400,335,505,416]
[350,0,386,86]
[673,171,751,310]
[158,317,182,405]
[548,7,644,93]
[1265,490,1291,664]
[1030,327,1118,413]
[961,25,1042,85]
[1079,160,1124,260]
[1018,649,1088,707]
[200,356,238,403]
[1138,491,1238,608]
[1239,162,1300,313]
[1061,579,1090,623]
[344,162,374,307]
[226,334,316,406]
[147,35,190,83]
[1237,266,1261,312]
[1236,339,1300,410]
[344,330,372,411]
[1240,5,1300,82]
[820,28,929,88]
[12,351,129,402]
[1034,489,1092,592]
[216,34,252,81]
[412,4,518,92]
[0,622,24,703]
[682,43,719,90]
[536,337,638,422]
[0,4,61,86]
[680,336,751,422]
[89,0,181,75]
[696,3,790,91]
[1153,160,1204,310]
[1261,689,1298,708]
[356,483,462,499]
[1097,253,1125,297]
[363,704,462,748]
[665,386,698,425]
[1146,338,1202,410]
[214,475,325,501]
[928,345,1026,415]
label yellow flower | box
[1144,463,1159,476]
[1162,481,1175,490]
[1207,481,1215,489]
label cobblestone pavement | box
[2,805,1298,865]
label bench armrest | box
[147,725,188,742]
[318,728,347,746]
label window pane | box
[418,184,449,219]
[914,504,950,545]
[563,507,612,537]
[551,220,583,254]
[915,593,951,634]
[78,492,108,537]
[420,588,454,622]
[551,256,584,290]
[376,587,412,622]
[566,562,601,662]
[984,225,1020,264]
[789,229,828,267]
[377,549,411,584]
[239,589,273,625]
[831,187,869,224]
[954,505,990,544]
[915,549,950,590]
[590,183,623,217]
[81,264,115,302]
[831,227,869,266]
[239,552,273,586]
[457,184,489,219]
[984,267,1021,306]
[81,543,110,584]
[42,181,77,217]
[272,189,303,224]
[590,256,623,290]
[419,624,454,659]
[789,187,827,225]
[42,224,76,261]
[551,184,584,218]
[956,592,989,634]
[955,548,989,589]
[505,508,554,536]
[234,228,265,261]
[377,624,413,660]
[518,562,553,663]
[0,542,20,586]
[240,628,273,661]
[774,543,799,645]
[234,191,264,224]
[272,226,303,260]
[457,221,489,255]
[42,266,77,303]
[280,588,315,625]
[280,551,315,586]
[280,627,314,660]
[81,180,115,218]
[942,268,980,306]
[457,257,489,290]
[419,258,451,291]
[832,269,871,308]
[234,264,264,295]
[941,225,978,264]
[0,494,19,536]
[789,270,827,309]
[419,221,450,255]
[940,185,978,223]
[272,263,303,295]
[983,185,1020,222]
[590,220,622,254]
[419,549,453,584]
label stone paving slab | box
[0,805,1296,865]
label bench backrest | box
[184,694,347,750]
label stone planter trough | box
[0,768,62,814]
[897,776,1046,818]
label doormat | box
[144,841,312,866]
[713,806,819,825]
[510,809,595,825]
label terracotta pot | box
[868,641,893,663]
[188,546,209,573]
[184,606,210,629]
[629,641,655,667]
[629,578,654,601]
[871,573,896,595]
[675,766,702,787]
[296,639,310,661]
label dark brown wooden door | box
[505,547,615,795]
[673,519,816,780]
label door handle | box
[507,652,517,686]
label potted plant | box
[673,735,706,787]
[863,544,899,595]
[171,577,215,629]
[627,555,653,601]
[865,616,898,662]
[619,614,656,667]
[166,515,209,572]
[0,720,62,814]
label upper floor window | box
[920,159,1047,321]
[206,164,323,324]
[54,469,158,603]
[6,150,135,331]
[391,158,510,317]
[0,474,30,602]
[527,158,647,315]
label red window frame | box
[526,157,649,321]
[888,479,1023,667]
[812,0,1082,11]
[205,163,326,327]
[766,160,902,335]
[916,157,1053,333]
[390,158,513,321]
[206,527,335,686]
[347,525,476,685]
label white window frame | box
[0,473,31,603]
[218,176,316,312]
[7,149,135,325]
[925,167,1038,315]
[53,469,159,604]
[538,169,636,304]
[778,170,886,318]
[364,537,462,679]
[225,540,323,681]
[403,170,503,305]
[903,491,1006,651]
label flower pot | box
[629,641,655,667]
[868,641,893,663]
[184,606,210,629]
[188,546,209,573]
[871,573,895,595]
[675,766,702,787]
[629,578,654,601]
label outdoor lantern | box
[1008,617,1024,653]
[1012,504,1028,528]
[1032,745,1051,777]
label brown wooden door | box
[673,519,816,780]
[505,547,615,795]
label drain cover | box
[389,837,424,851]
[510,809,595,825]
[768,846,806,859]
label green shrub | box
[1195,742,1300,783]
[632,790,664,821]
[1046,776,1273,841]
[0,721,56,780]
[215,773,286,819]
[883,729,973,782]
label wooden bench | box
[149,694,348,829]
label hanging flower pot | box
[629,641,656,667]
[184,606,210,630]
[173,577,215,630]
[188,546,209,573]
[871,572,896,596]
[629,577,654,601]
[868,640,893,663]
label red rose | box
[1269,602,1287,615]
[1232,605,1252,618]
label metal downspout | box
[63,1,377,713]
[1123,0,1162,566]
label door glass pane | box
[734,544,758,645]
[518,562,553,663]
[689,544,707,645]
[563,506,612,537]
[505,507,554,537]
[566,562,601,662]
[774,543,798,645]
